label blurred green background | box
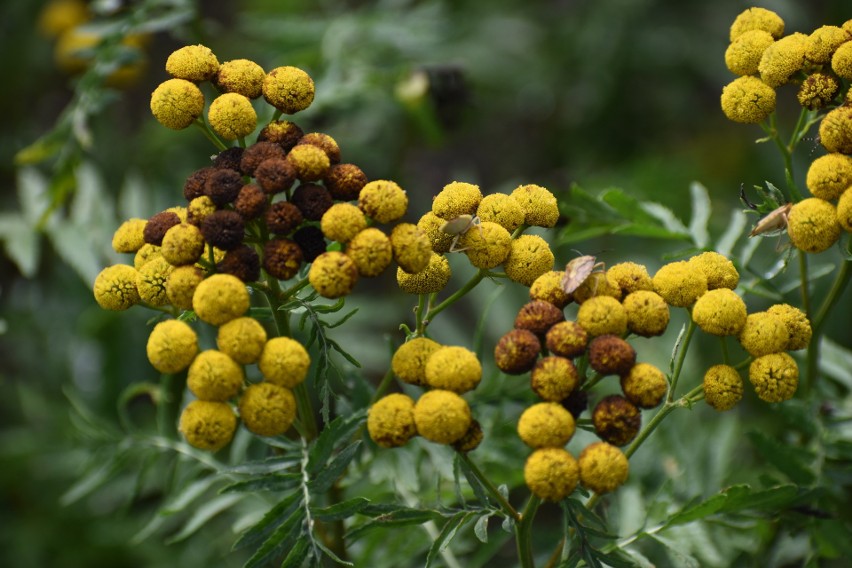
[2,0,851,566]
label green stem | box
[580,373,605,391]
[425,269,487,321]
[668,319,697,402]
[625,384,704,459]
[761,116,802,202]
[720,336,730,365]
[798,249,811,320]
[193,118,228,151]
[516,495,541,568]
[369,366,396,405]
[414,293,429,336]
[457,452,520,521]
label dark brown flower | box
[592,395,641,446]
[204,168,243,206]
[291,183,333,221]
[263,238,304,280]
[494,329,541,375]
[324,163,367,201]
[240,141,286,176]
[293,225,327,262]
[233,183,268,220]
[265,201,304,235]
[217,244,260,282]
[258,120,304,151]
[255,158,296,195]
[200,210,245,250]
[144,211,181,245]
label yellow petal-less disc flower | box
[397,252,451,294]
[417,211,456,253]
[187,350,244,402]
[136,256,174,306]
[545,321,588,359]
[165,265,204,311]
[758,32,807,87]
[621,363,667,408]
[192,273,250,326]
[390,223,432,274]
[214,59,265,99]
[424,345,482,393]
[703,364,744,411]
[259,337,310,388]
[518,402,575,449]
[146,319,198,374]
[431,181,483,219]
[161,223,205,266]
[529,271,572,309]
[459,221,512,269]
[287,144,330,182]
[606,262,653,295]
[413,390,471,445]
[320,203,368,243]
[806,25,851,64]
[346,228,393,277]
[688,251,739,290]
[806,153,852,201]
[831,40,852,80]
[359,180,408,224]
[692,288,747,336]
[819,106,852,154]
[510,184,559,227]
[367,393,418,448]
[572,272,622,304]
[503,235,554,286]
[134,243,161,269]
[738,312,790,357]
[166,44,219,81]
[238,382,296,437]
[531,356,579,402]
[837,187,852,232]
[765,303,812,351]
[749,353,799,402]
[720,76,776,124]
[112,218,147,253]
[477,193,526,232]
[308,251,359,298]
[797,73,840,111]
[725,29,774,76]
[179,400,237,452]
[524,447,579,502]
[787,198,841,253]
[729,7,784,41]
[392,337,442,386]
[93,264,140,310]
[217,317,268,364]
[150,78,205,130]
[578,442,629,494]
[208,93,257,141]
[622,290,670,337]
[262,66,315,114]
[653,261,707,307]
[577,296,628,337]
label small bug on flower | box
[560,254,605,294]
[749,202,792,237]
[440,214,482,252]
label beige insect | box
[440,214,482,252]
[749,203,792,237]
[560,254,605,294]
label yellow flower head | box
[136,256,174,306]
[239,382,296,437]
[531,356,579,402]
[503,235,555,286]
[321,203,368,243]
[397,252,451,294]
[620,363,667,408]
[424,345,482,393]
[528,271,571,309]
[518,402,575,449]
[688,251,739,290]
[432,181,483,219]
[187,195,217,225]
[262,66,315,114]
[308,251,359,298]
[578,442,629,494]
[161,223,205,267]
[287,143,330,182]
[545,321,589,358]
[510,184,559,227]
[807,25,851,64]
[819,106,852,154]
[390,223,432,274]
[577,295,628,337]
[112,218,147,253]
[730,7,784,41]
[417,211,456,253]
[93,264,140,310]
[166,44,219,81]
[494,329,542,375]
[146,319,198,374]
[259,337,310,388]
[208,93,257,141]
[806,153,852,201]
[738,311,790,357]
[572,272,622,304]
[214,59,265,99]
[606,262,653,295]
[720,76,776,124]
[832,40,852,79]
[838,187,852,232]
[692,288,748,336]
[166,265,204,311]
[359,180,408,224]
[459,221,512,269]
[749,352,799,402]
[622,290,670,337]
[192,273,250,325]
[217,316,268,364]
[134,243,162,269]
[179,400,237,452]
[653,261,708,307]
[797,73,840,111]
[787,198,841,253]
[150,78,205,130]
[593,395,640,446]
[765,304,812,351]
[477,193,526,232]
[725,29,774,75]
[187,349,244,402]
[703,364,743,411]
[367,393,418,448]
[392,337,442,386]
[524,448,579,501]
[346,228,393,277]
[413,390,472,445]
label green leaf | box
[48,221,103,284]
[474,513,491,543]
[716,484,799,513]
[426,510,477,567]
[221,456,302,476]
[647,533,700,568]
[346,506,446,541]
[747,431,817,485]
[279,538,312,568]
[220,473,302,494]
[166,493,243,544]
[716,209,748,258]
[306,412,366,475]
[455,454,491,507]
[160,476,219,515]
[0,215,40,278]
[244,507,307,568]
[688,182,710,248]
[663,494,728,527]
[60,455,122,506]
[308,441,361,493]
[311,497,371,522]
[639,202,689,236]
[820,336,852,388]
[233,492,302,552]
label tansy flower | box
[494,329,541,375]
[837,187,852,232]
[593,395,640,447]
[292,184,333,222]
[766,304,812,351]
[367,393,417,448]
[432,181,483,219]
[298,133,341,164]
[208,93,257,141]
[293,226,326,262]
[729,7,784,41]
[622,290,670,337]
[692,288,747,336]
[758,32,808,87]
[324,163,368,201]
[287,144,330,182]
[806,153,852,201]
[725,30,774,76]
[545,321,589,359]
[166,44,219,81]
[187,195,218,225]
[503,235,554,286]
[392,337,442,386]
[144,211,181,246]
[819,106,852,154]
[112,218,147,253]
[749,353,799,402]
[832,40,852,79]
[531,356,579,402]
[390,223,432,274]
[703,364,744,411]
[514,300,565,337]
[192,273,250,326]
[187,350,244,402]
[136,256,174,306]
[359,180,408,224]
[218,244,261,283]
[308,251,359,298]
[518,402,575,448]
[510,184,559,227]
[346,228,393,277]
[150,79,204,130]
[396,252,451,294]
[217,317,267,364]
[204,168,243,206]
[265,201,303,236]
[807,25,851,64]
[787,198,841,253]
[417,211,456,253]
[588,335,636,376]
[477,193,526,232]
[424,345,482,393]
[233,185,267,220]
[453,420,484,453]
[214,59,265,99]
[240,141,286,176]
[688,251,739,290]
[572,272,622,304]
[578,442,629,494]
[179,400,237,452]
[738,311,790,357]
[200,210,245,251]
[165,265,204,311]
[262,66,315,114]
[797,73,840,111]
[413,390,472,445]
[134,243,161,269]
[258,120,304,151]
[161,223,205,266]
[720,76,776,124]
[530,271,572,309]
[621,363,667,408]
[262,238,304,281]
[524,448,579,501]
[606,262,653,295]
[576,296,628,337]
[259,337,310,388]
[146,319,198,374]
[238,382,296,437]
[254,157,297,195]
[653,261,708,307]
[459,221,512,269]
[93,264,140,310]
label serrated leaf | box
[313,537,353,566]
[663,494,727,528]
[244,508,306,568]
[166,493,242,544]
[17,168,51,224]
[220,473,302,494]
[233,492,302,552]
[688,182,711,248]
[308,441,361,493]
[426,510,477,568]
[48,222,102,284]
[716,484,799,513]
[747,431,817,485]
[455,454,491,507]
[648,533,700,568]
[639,202,689,236]
[278,537,312,568]
[306,412,366,475]
[311,497,370,522]
[346,507,445,541]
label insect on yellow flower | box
[749,202,792,237]
[440,214,482,252]
[560,254,605,294]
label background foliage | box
[1,0,851,566]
